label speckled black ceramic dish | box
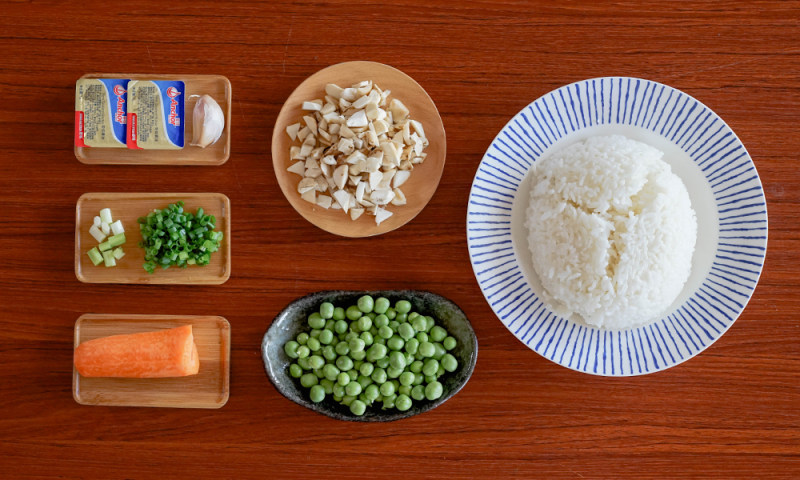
[262,290,478,422]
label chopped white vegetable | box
[316,194,332,209]
[287,161,305,176]
[374,207,393,225]
[110,220,124,236]
[350,207,364,221]
[99,208,113,224]
[89,225,106,243]
[302,101,322,111]
[112,247,125,260]
[93,216,102,227]
[393,170,411,188]
[100,222,110,236]
[332,190,351,214]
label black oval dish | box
[262,290,478,422]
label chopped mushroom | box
[285,80,429,225]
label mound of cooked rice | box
[525,135,697,329]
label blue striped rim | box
[466,77,767,376]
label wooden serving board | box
[74,73,232,166]
[75,192,231,284]
[73,314,230,409]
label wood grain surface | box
[0,1,797,478]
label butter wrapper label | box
[75,78,129,148]
[126,80,185,150]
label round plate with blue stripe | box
[467,77,767,376]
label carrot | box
[74,325,200,378]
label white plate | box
[467,77,767,376]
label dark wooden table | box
[1,1,797,478]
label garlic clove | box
[191,95,225,148]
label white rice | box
[525,135,697,329]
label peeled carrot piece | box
[74,325,200,378]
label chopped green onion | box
[102,250,116,267]
[108,233,126,248]
[112,247,125,260]
[98,241,112,252]
[87,247,103,266]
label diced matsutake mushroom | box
[350,207,364,221]
[374,207,393,225]
[298,178,317,194]
[332,190,351,214]
[316,194,332,209]
[302,100,322,111]
[333,165,348,190]
[393,170,411,188]
[301,189,316,204]
[287,161,305,176]
[391,188,407,206]
[286,123,301,141]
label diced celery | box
[87,247,103,266]
[102,250,116,267]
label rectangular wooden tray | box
[74,73,231,166]
[73,314,230,409]
[75,192,231,284]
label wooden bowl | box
[271,61,446,237]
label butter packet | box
[126,80,185,150]
[75,78,129,148]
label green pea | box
[357,375,372,389]
[332,306,345,321]
[308,355,324,370]
[388,321,399,331]
[346,305,363,321]
[309,329,321,339]
[433,342,446,360]
[387,366,403,379]
[348,337,365,353]
[371,367,387,384]
[296,333,309,345]
[333,381,346,397]
[350,399,366,416]
[425,374,437,384]
[408,312,419,322]
[387,335,405,351]
[378,325,393,339]
[357,295,374,313]
[323,364,340,381]
[359,393,371,405]
[322,345,337,361]
[359,331,374,346]
[357,316,372,332]
[342,395,355,406]
[385,308,397,320]
[320,378,334,395]
[395,313,407,322]
[306,337,321,352]
[319,329,334,345]
[345,381,362,396]
[425,381,443,400]
[319,302,335,319]
[350,350,366,361]
[379,381,395,396]
[334,342,350,357]
[376,357,390,369]
[374,336,386,346]
[412,316,427,333]
[374,297,390,314]
[314,368,325,379]
[404,338,419,355]
[336,372,350,386]
[395,300,411,313]
[413,373,424,385]
[398,385,412,396]
[297,357,311,370]
[345,332,358,342]
[425,316,435,332]
[364,384,380,401]
[437,365,445,376]
[347,369,359,381]
[389,351,406,370]
[367,343,387,362]
[289,363,302,378]
[441,353,458,372]
[399,371,415,386]
[418,341,435,358]
[408,360,423,373]
[359,362,374,377]
[407,384,424,401]
[284,340,299,358]
[300,373,318,388]
[296,345,310,359]
[374,314,389,328]
[336,356,354,371]
[367,312,376,320]
[309,384,325,403]
[353,359,363,370]
[397,323,414,340]
[334,319,348,335]
[423,359,439,376]
[430,326,447,342]
[382,393,397,409]
[443,336,457,351]
[308,312,325,329]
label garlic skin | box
[191,95,225,148]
